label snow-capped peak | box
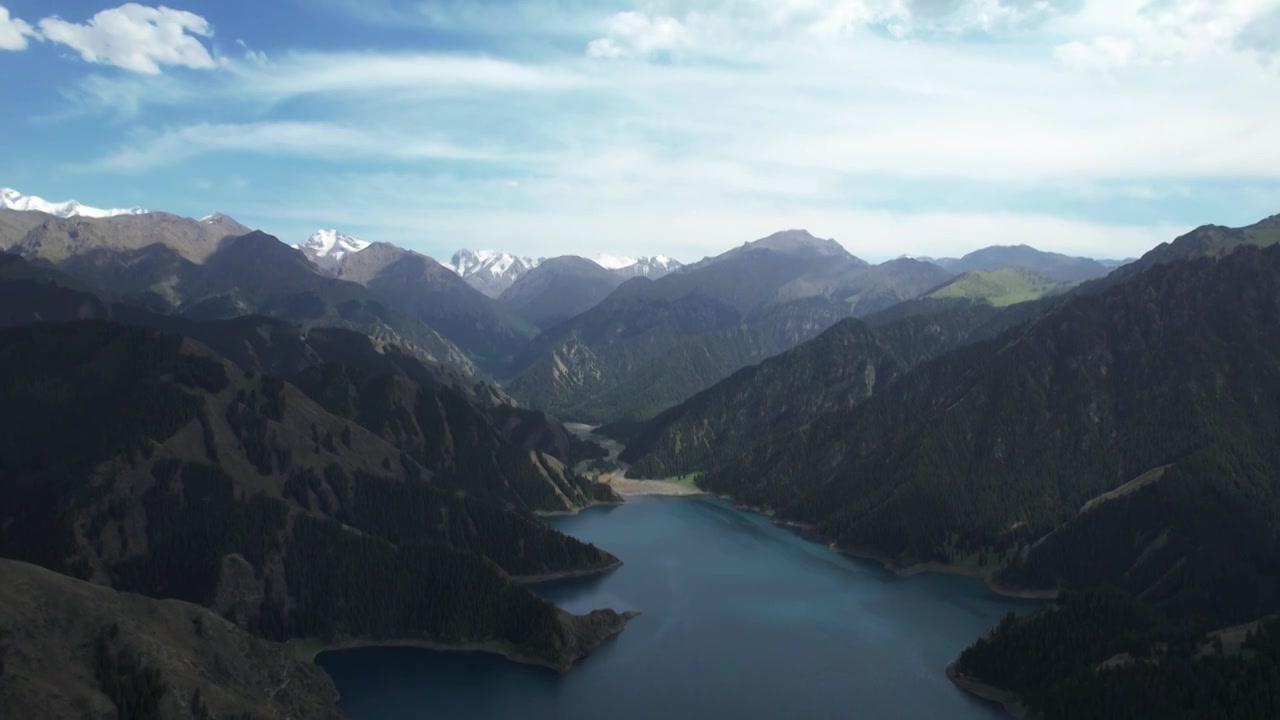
[449,249,544,298]
[296,229,371,267]
[302,228,373,256]
[449,249,542,280]
[607,254,685,279]
[594,253,638,270]
[0,187,146,219]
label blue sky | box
[2,0,1279,262]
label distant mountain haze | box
[449,249,543,298]
[500,255,628,330]
[0,212,480,376]
[504,231,949,421]
[0,193,1168,418]
[931,244,1115,283]
[448,248,685,298]
[686,229,859,270]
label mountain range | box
[449,248,684,297]
[0,188,146,219]
[504,230,953,421]
[928,245,1118,282]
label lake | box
[319,496,1039,719]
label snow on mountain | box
[448,247,683,294]
[611,255,684,279]
[449,249,543,298]
[0,187,146,219]
[296,229,371,268]
[594,253,639,270]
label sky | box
[1,0,1279,263]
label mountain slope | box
[362,251,536,372]
[937,245,1112,282]
[507,246,951,422]
[0,559,342,719]
[567,297,858,423]
[0,321,629,673]
[927,268,1075,307]
[698,244,1280,615]
[3,210,244,264]
[1105,213,1280,284]
[0,254,110,326]
[500,256,626,329]
[4,218,480,378]
[621,301,1008,477]
[73,307,613,513]
[689,229,859,270]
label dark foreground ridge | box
[0,558,343,719]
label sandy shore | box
[607,476,704,497]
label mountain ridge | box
[1,187,146,219]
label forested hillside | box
[507,243,951,421]
[0,321,629,674]
[700,246,1280,584]
[0,558,344,719]
[622,302,1008,478]
[953,592,1280,720]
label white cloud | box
[236,39,267,66]
[38,3,218,74]
[583,0,1090,59]
[1049,0,1280,69]
[235,51,587,99]
[43,0,1280,262]
[1236,3,1280,57]
[248,170,1175,263]
[1054,35,1137,69]
[587,11,691,58]
[88,121,525,172]
[0,5,37,51]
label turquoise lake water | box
[319,496,1039,719]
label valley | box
[5,2,1278,715]
[1,187,1278,720]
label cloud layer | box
[8,0,1280,261]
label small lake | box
[319,496,1039,719]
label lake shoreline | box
[830,544,1059,600]
[305,638,567,674]
[322,494,1038,719]
[513,558,624,584]
[536,498,625,518]
[945,662,1030,719]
